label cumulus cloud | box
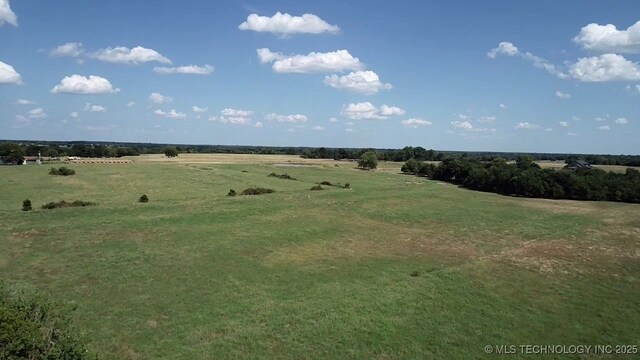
[265,113,308,123]
[149,92,172,105]
[342,102,405,120]
[402,118,432,128]
[555,90,571,99]
[153,64,214,75]
[499,103,506,109]
[16,99,35,105]
[192,106,208,113]
[544,128,553,132]
[329,117,338,122]
[572,115,581,121]
[51,75,119,94]
[154,109,186,119]
[345,128,354,133]
[239,12,339,36]
[91,46,171,65]
[478,116,496,123]
[70,112,79,118]
[567,132,578,136]
[28,108,47,119]
[615,117,628,124]
[573,21,640,54]
[50,42,84,57]
[311,125,325,131]
[0,0,17,27]
[0,60,22,84]
[257,48,363,73]
[451,120,473,129]
[515,122,540,130]
[569,54,640,82]
[254,121,264,128]
[488,41,568,79]
[126,101,135,108]
[598,125,610,130]
[84,103,106,112]
[209,108,254,125]
[323,70,392,95]
[559,121,568,127]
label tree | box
[0,142,25,164]
[163,146,179,158]
[358,150,378,170]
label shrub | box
[22,199,32,211]
[163,146,179,158]
[227,189,237,196]
[310,185,324,191]
[139,194,149,203]
[358,150,378,170]
[0,282,93,359]
[268,172,296,180]
[49,167,76,176]
[41,200,95,210]
[344,183,351,189]
[320,181,333,186]
[240,187,275,196]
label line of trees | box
[402,156,640,203]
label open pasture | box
[1,155,639,359]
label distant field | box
[1,156,639,359]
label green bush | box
[49,167,76,176]
[22,199,32,211]
[41,201,95,210]
[139,194,149,203]
[0,283,93,359]
[268,172,296,180]
[320,181,333,186]
[227,189,237,196]
[344,183,351,189]
[163,146,179,158]
[358,151,378,170]
[310,185,324,191]
[240,188,275,196]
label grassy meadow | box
[1,154,639,359]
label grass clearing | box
[1,155,639,359]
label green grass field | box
[1,155,639,359]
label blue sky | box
[1,0,639,154]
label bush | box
[310,185,324,191]
[358,151,378,170]
[268,172,296,180]
[0,282,93,359]
[22,199,32,211]
[139,194,149,203]
[320,181,333,186]
[41,200,95,210]
[344,183,351,189]
[227,189,237,196]
[163,146,179,158]
[49,167,76,176]
[240,187,275,196]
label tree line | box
[401,156,640,203]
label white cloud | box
[569,54,640,82]
[221,108,253,117]
[329,117,338,122]
[615,117,628,124]
[487,41,567,79]
[254,121,264,128]
[154,109,186,119]
[50,42,84,57]
[345,121,354,126]
[70,112,79,118]
[192,106,208,113]
[311,125,325,131]
[257,48,363,73]
[559,121,569,127]
[210,108,254,125]
[265,113,308,123]
[567,132,578,136]
[573,21,640,54]
[149,92,172,105]
[126,101,135,108]
[16,99,35,105]
[50,75,119,94]
[499,103,506,109]
[515,122,540,130]
[555,90,571,99]
[84,103,106,112]
[478,116,496,123]
[402,118,432,128]
[0,0,17,27]
[544,128,553,132]
[345,128,354,133]
[91,46,171,65]
[572,115,581,121]
[451,120,473,129]
[28,108,47,119]
[323,70,392,95]
[15,114,28,123]
[0,60,22,84]
[153,64,214,75]
[598,125,610,131]
[342,102,405,120]
[239,12,339,36]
